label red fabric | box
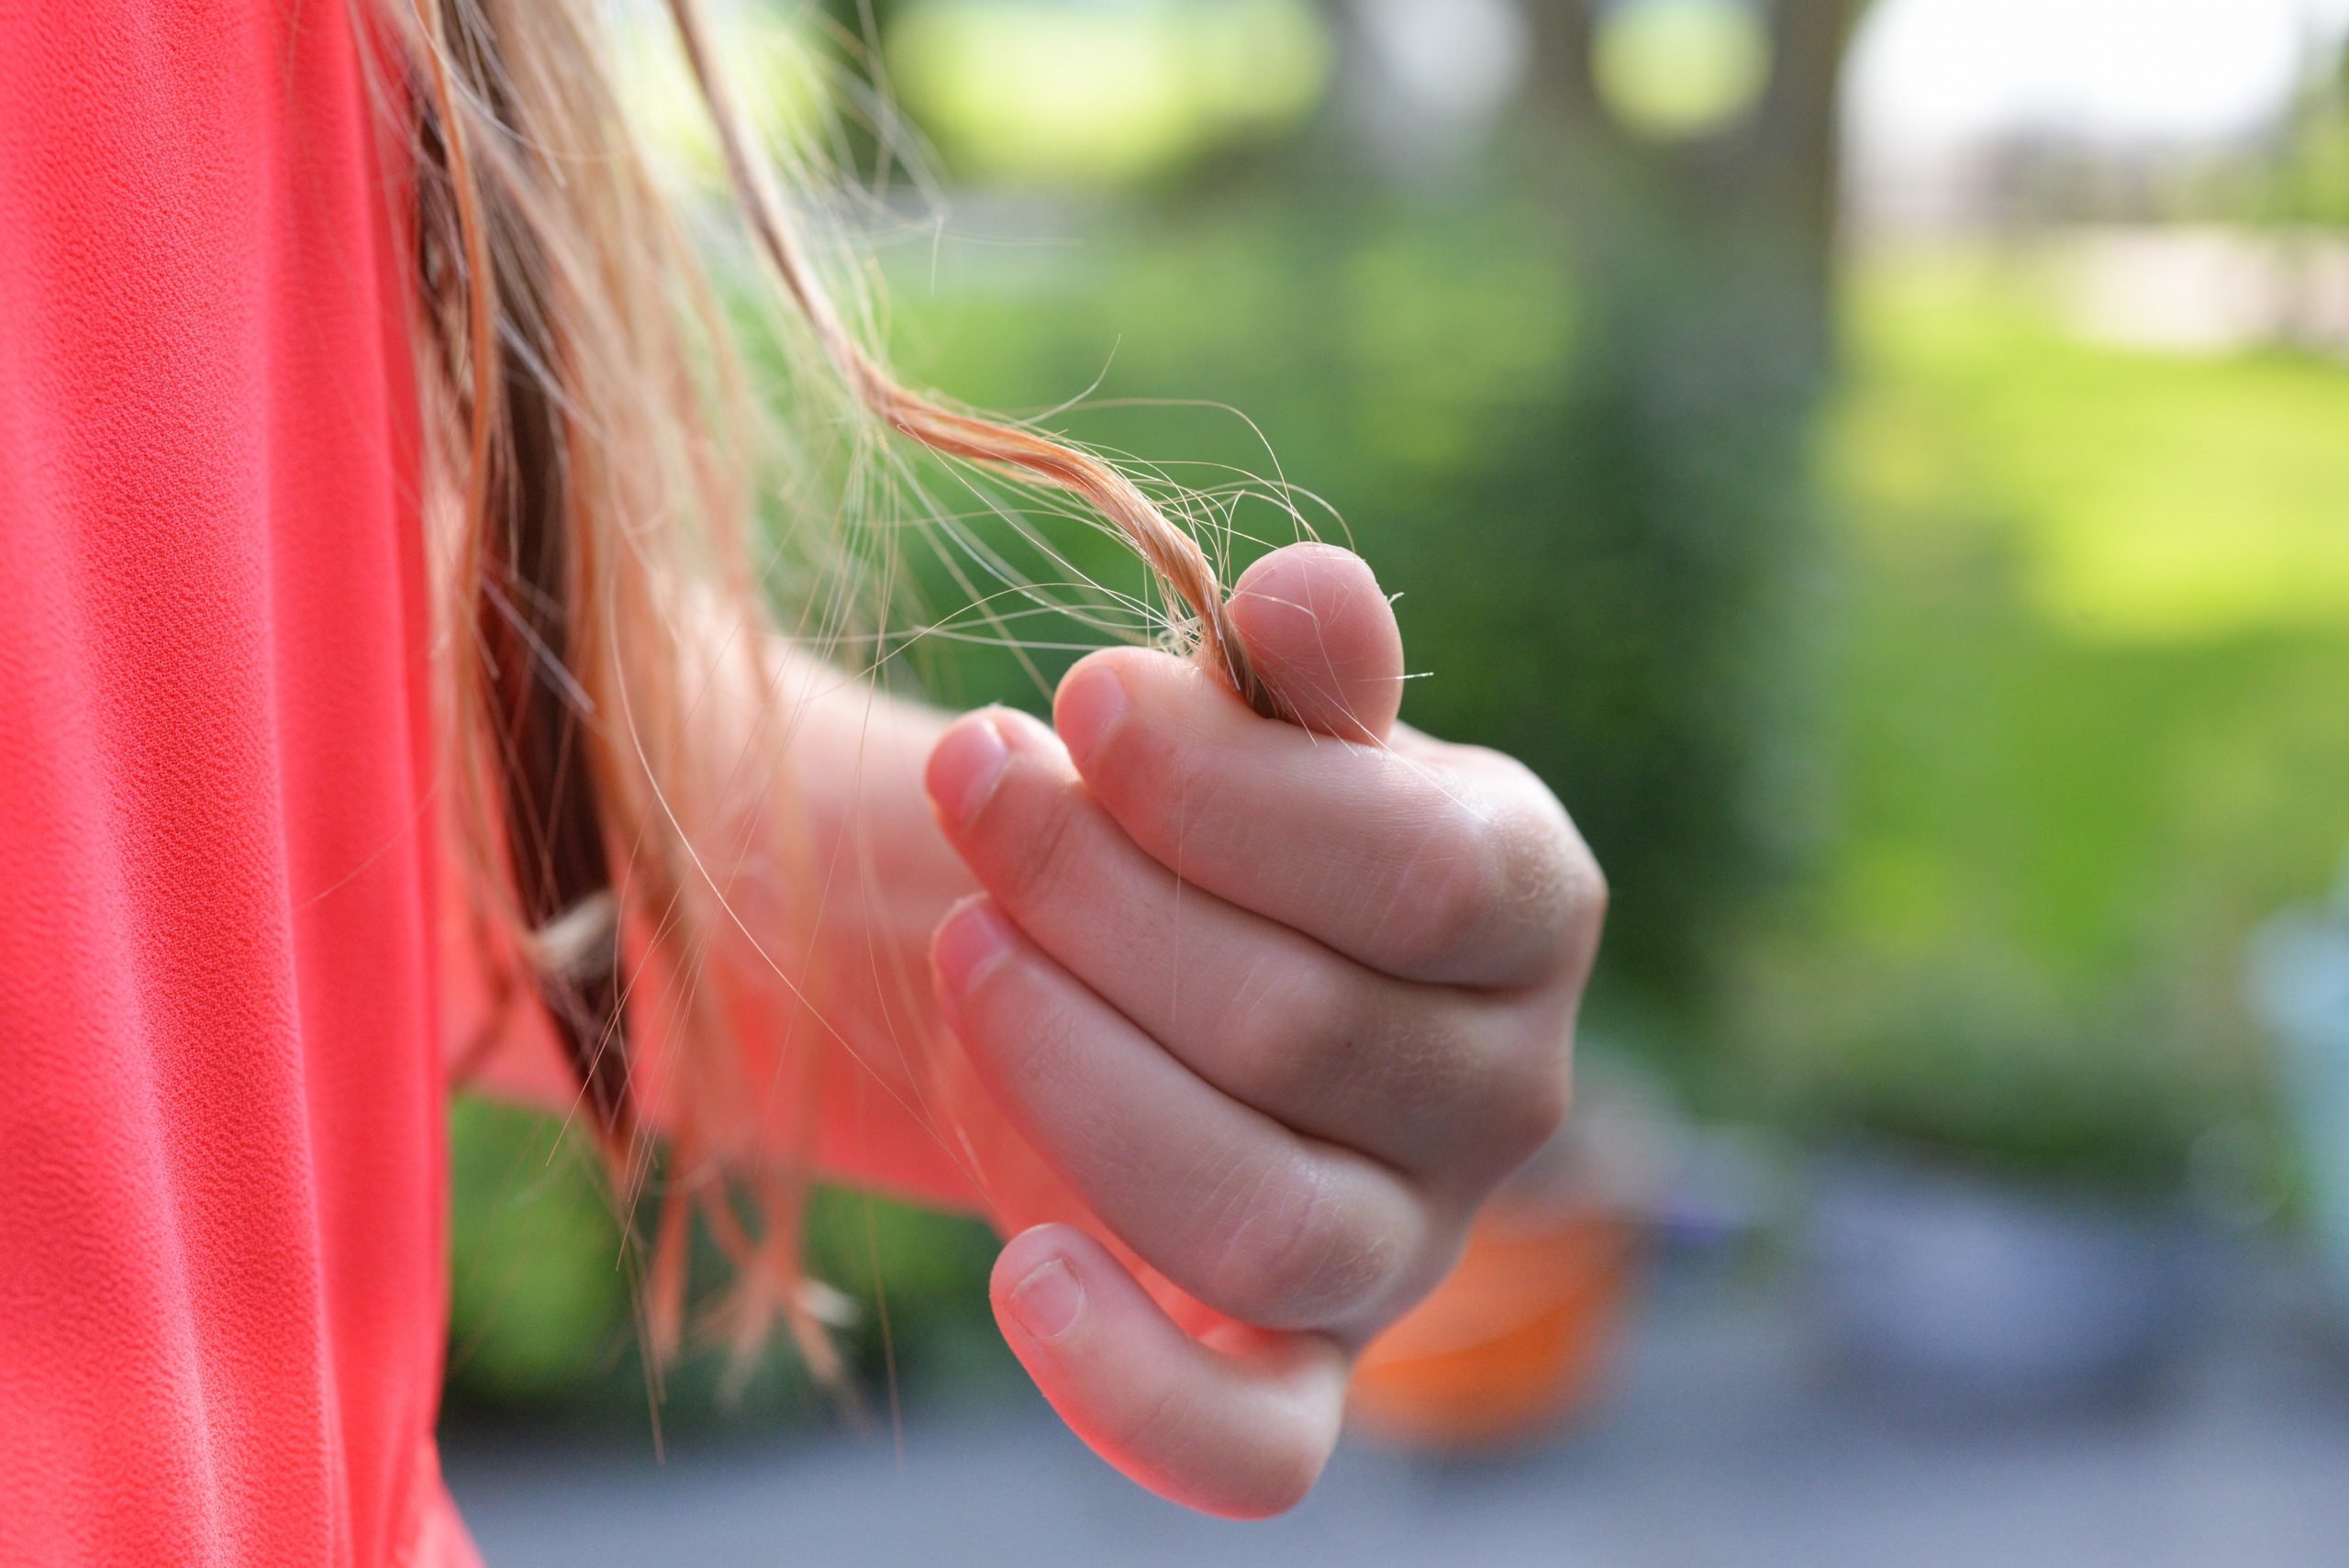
[0,4,475,1564]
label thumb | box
[991,1223,1349,1518]
[1225,543,1405,743]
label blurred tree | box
[1383,0,1871,1046]
[1530,0,1866,369]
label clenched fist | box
[922,543,1604,1517]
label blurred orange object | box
[1348,1206,1642,1450]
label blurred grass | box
[1842,253,2349,640]
[1746,248,2349,1182]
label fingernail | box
[1008,1255,1085,1342]
[933,898,1016,997]
[927,716,1010,828]
[1054,665,1129,771]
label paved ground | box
[444,1268,2349,1568]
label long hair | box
[371,0,1272,1367]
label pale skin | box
[484,542,1603,1518]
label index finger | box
[1052,651,1597,990]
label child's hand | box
[923,543,1603,1517]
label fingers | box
[919,543,1599,1521]
[926,706,1563,1181]
[1224,543,1406,742]
[991,1224,1349,1518]
[932,895,1428,1332]
[1053,650,1600,990]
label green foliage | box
[444,1099,1008,1427]
[886,0,1329,185]
[1742,252,2349,1184]
[446,1099,635,1407]
[1745,962,2233,1191]
[2243,34,2349,228]
[1593,0,1772,141]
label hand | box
[921,544,1603,1517]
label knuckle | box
[1491,806,1575,936]
[1490,1006,1576,1155]
[1201,1159,1391,1327]
[1489,1054,1573,1171]
[1197,1162,1319,1321]
[1366,1004,1478,1124]
[1565,837,1609,953]
[1443,757,1609,984]
[1505,773,1607,971]
[1372,808,1494,975]
[1216,955,1357,1109]
[1537,807,1607,943]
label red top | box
[0,4,476,1563]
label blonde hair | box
[376,0,1271,1368]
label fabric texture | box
[0,3,475,1562]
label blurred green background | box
[442,0,2349,1426]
